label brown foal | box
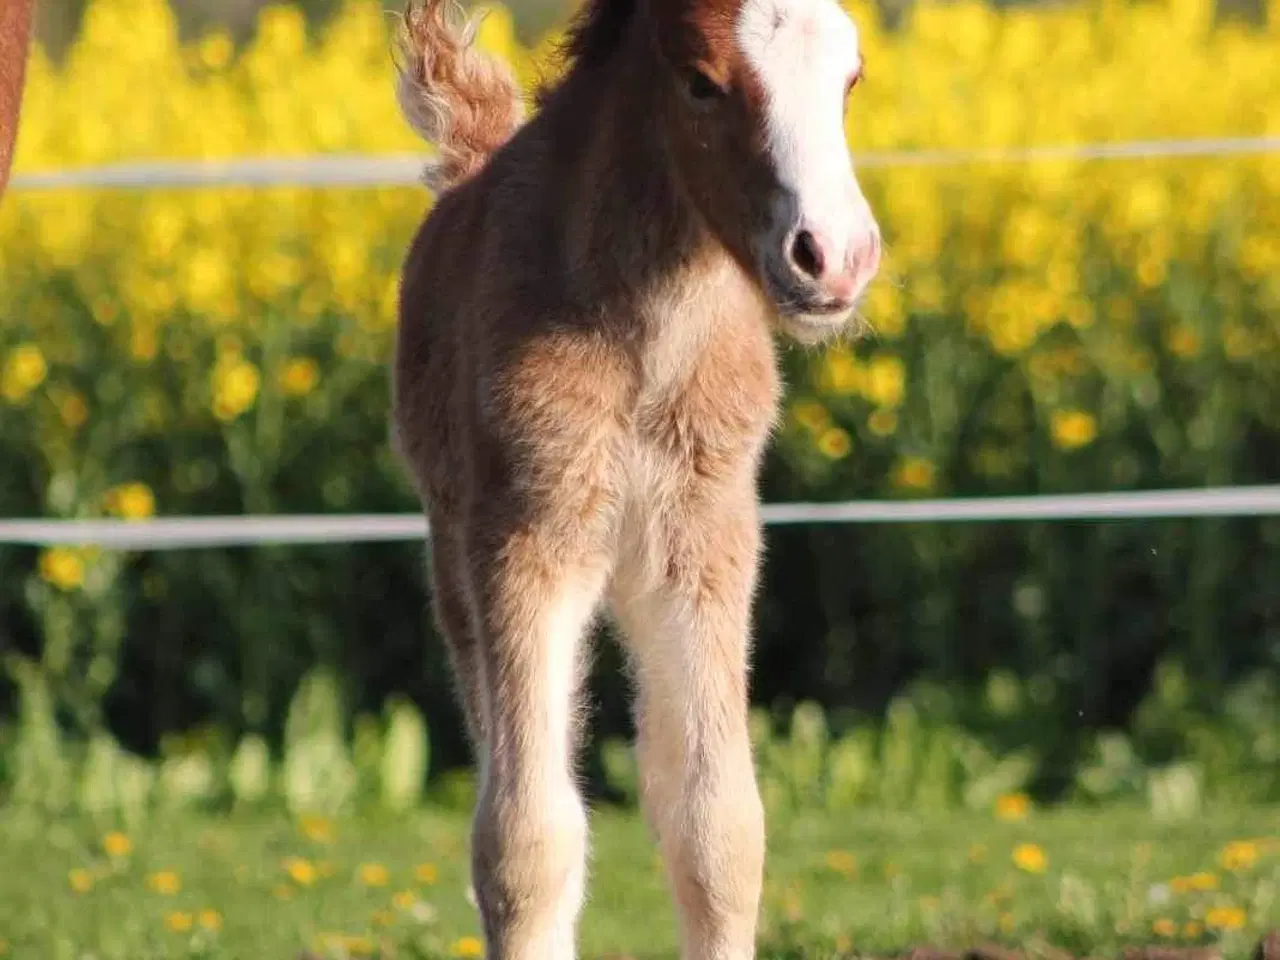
[390,0,880,956]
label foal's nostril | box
[789,229,825,280]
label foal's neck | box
[539,42,730,316]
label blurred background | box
[0,0,1278,955]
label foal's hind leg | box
[611,487,766,960]
[425,513,487,751]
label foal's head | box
[646,0,881,340]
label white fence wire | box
[4,135,1280,549]
[2,487,1279,550]
[9,135,1280,191]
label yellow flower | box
[863,353,906,408]
[1184,921,1204,938]
[57,390,89,428]
[69,868,94,893]
[40,548,85,591]
[994,792,1030,821]
[147,870,182,895]
[211,358,261,422]
[999,913,1016,934]
[1011,843,1047,873]
[452,936,485,958]
[164,912,193,933]
[102,831,132,858]
[1,344,48,403]
[1218,840,1258,872]
[279,357,320,397]
[1050,409,1098,451]
[1204,906,1246,930]
[867,408,898,437]
[282,856,317,887]
[893,456,936,492]
[817,426,852,460]
[371,908,396,928]
[1153,918,1177,938]
[824,850,857,877]
[104,482,156,521]
[414,863,439,884]
[198,908,223,931]
[358,862,390,887]
[299,815,334,844]
[791,400,829,433]
[392,889,418,909]
[1188,871,1218,891]
[820,347,864,395]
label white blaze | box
[737,0,873,277]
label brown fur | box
[391,0,872,957]
[0,0,35,202]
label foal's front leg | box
[611,486,767,960]
[468,524,609,960]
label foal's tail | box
[393,0,526,194]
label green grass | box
[0,804,1275,960]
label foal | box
[391,0,880,955]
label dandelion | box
[816,426,852,460]
[40,547,85,591]
[1012,843,1047,873]
[1204,906,1246,931]
[69,868,94,893]
[104,482,156,521]
[893,456,936,492]
[280,357,321,397]
[164,912,193,933]
[824,850,857,877]
[994,792,1030,821]
[867,408,898,437]
[864,353,906,408]
[1184,921,1204,938]
[393,889,418,910]
[452,935,485,958]
[1153,918,1177,938]
[1049,409,1098,451]
[1219,840,1258,872]
[57,390,89,428]
[358,862,390,887]
[414,863,439,884]
[791,400,829,432]
[1,344,48,403]
[299,814,334,844]
[283,856,317,886]
[198,908,223,931]
[102,831,132,858]
[211,358,261,421]
[1188,872,1218,891]
[147,870,182,895]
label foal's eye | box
[687,69,726,104]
